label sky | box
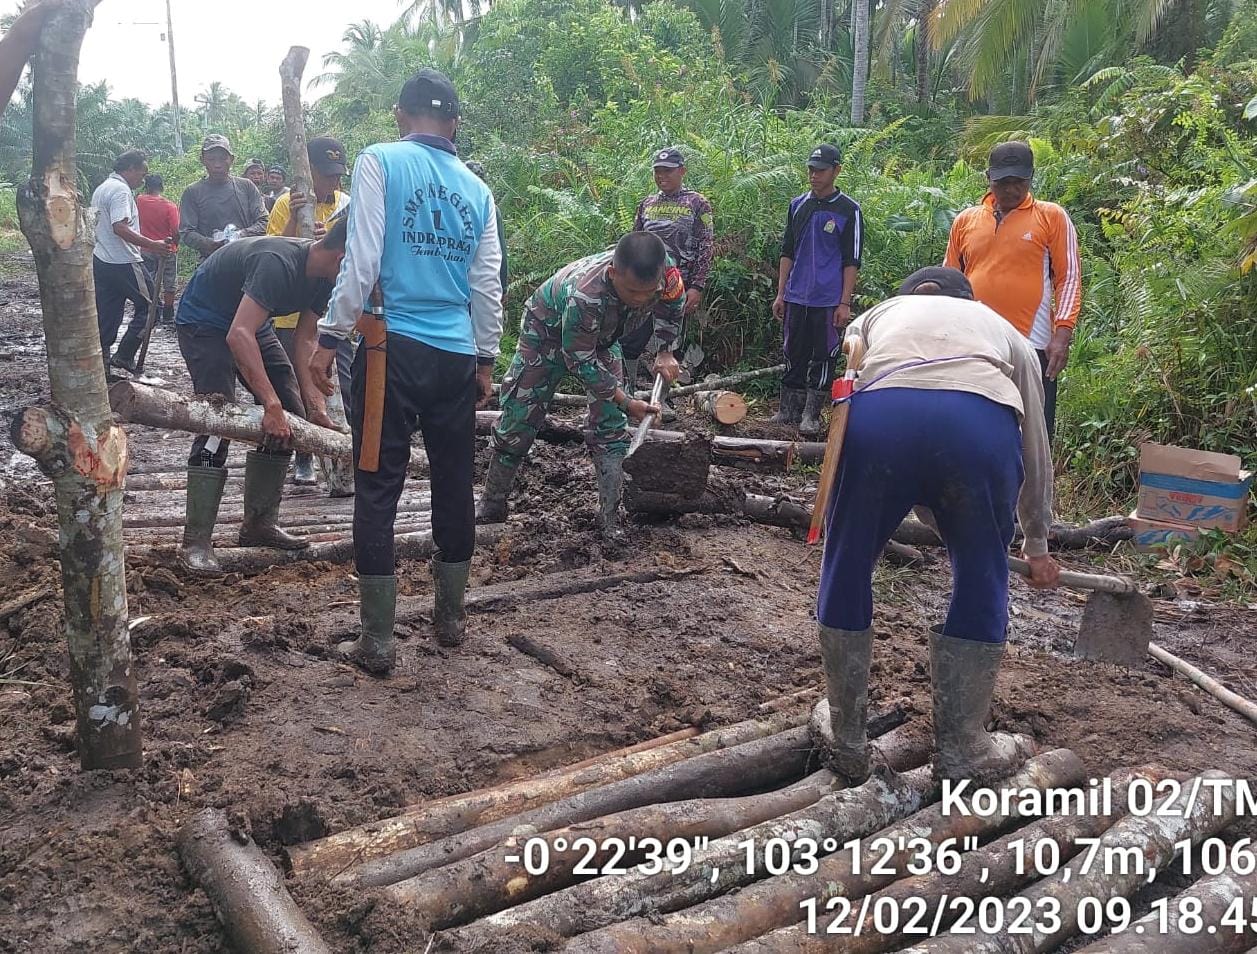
[6,0,414,108]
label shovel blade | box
[1073,591,1154,667]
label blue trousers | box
[817,388,1024,643]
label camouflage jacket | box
[523,250,685,401]
[633,188,714,290]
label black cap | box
[652,147,685,169]
[806,144,841,169]
[308,136,348,175]
[987,141,1034,181]
[898,266,975,300]
[243,157,264,173]
[399,68,460,119]
[267,164,286,177]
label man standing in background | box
[944,141,1082,438]
[626,146,712,387]
[243,158,267,193]
[180,134,269,262]
[264,165,288,212]
[267,137,352,487]
[136,173,179,323]
[771,144,863,437]
[91,150,171,373]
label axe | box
[806,336,865,545]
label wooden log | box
[696,390,748,425]
[664,365,786,399]
[567,745,1076,954]
[506,633,580,679]
[388,725,931,928]
[287,708,812,879]
[336,724,820,889]
[1148,642,1257,728]
[904,769,1240,953]
[125,500,432,530]
[127,524,503,574]
[1049,515,1132,549]
[178,809,331,954]
[0,586,54,624]
[12,0,142,770]
[724,764,1148,954]
[558,727,702,774]
[1076,865,1257,952]
[454,755,948,944]
[475,410,585,443]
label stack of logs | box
[179,702,1252,953]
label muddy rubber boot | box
[814,625,875,785]
[431,555,471,647]
[238,451,309,550]
[593,453,625,547]
[337,574,396,675]
[799,388,827,437]
[292,452,317,486]
[180,465,227,574]
[770,387,805,425]
[475,454,520,524]
[929,626,1027,784]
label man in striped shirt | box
[944,141,1082,437]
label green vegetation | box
[1,0,1254,573]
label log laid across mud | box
[178,809,331,954]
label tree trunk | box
[287,708,812,879]
[10,0,141,771]
[696,390,748,425]
[915,0,931,104]
[178,810,331,954]
[851,0,871,124]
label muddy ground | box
[1,248,1255,953]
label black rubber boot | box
[238,451,309,550]
[929,626,1027,783]
[799,388,827,437]
[432,555,471,647]
[476,453,520,524]
[770,387,805,425]
[811,625,875,785]
[180,465,227,574]
[292,453,317,485]
[337,574,396,675]
[593,452,625,547]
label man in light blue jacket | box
[312,69,504,674]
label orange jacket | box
[943,193,1082,348]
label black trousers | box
[94,257,153,362]
[176,322,305,466]
[1035,349,1059,440]
[351,333,476,575]
[782,302,840,391]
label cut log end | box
[696,390,748,426]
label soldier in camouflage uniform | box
[623,146,714,387]
[477,232,684,543]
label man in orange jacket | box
[944,142,1082,437]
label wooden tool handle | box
[355,288,387,472]
[628,373,665,454]
[806,336,865,545]
[1007,556,1138,594]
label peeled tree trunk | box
[851,0,871,124]
[10,0,141,771]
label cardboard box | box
[1136,443,1253,533]
[1128,511,1201,552]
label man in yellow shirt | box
[267,137,351,485]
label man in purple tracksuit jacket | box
[770,143,863,436]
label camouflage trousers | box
[491,322,629,466]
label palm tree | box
[194,81,230,129]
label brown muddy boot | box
[770,387,805,425]
[337,574,396,675]
[238,451,308,550]
[810,625,874,785]
[476,453,519,524]
[431,555,471,647]
[929,626,1027,783]
[180,465,227,574]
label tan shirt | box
[844,294,1053,556]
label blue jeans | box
[817,388,1024,643]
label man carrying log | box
[175,221,348,573]
[476,232,682,545]
[816,266,1061,785]
[310,69,504,673]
